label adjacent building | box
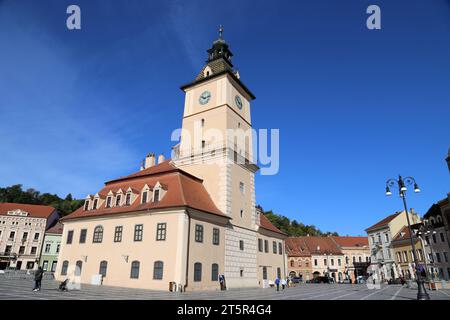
[421,203,450,280]
[390,225,427,280]
[56,30,286,291]
[0,203,59,270]
[285,237,312,281]
[330,236,370,282]
[39,221,63,273]
[365,210,420,281]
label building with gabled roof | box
[0,203,59,270]
[365,210,420,281]
[56,29,287,291]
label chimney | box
[143,153,156,169]
[158,154,165,164]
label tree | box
[262,208,338,237]
[0,185,83,216]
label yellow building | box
[391,226,426,280]
[56,29,286,291]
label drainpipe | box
[184,212,191,292]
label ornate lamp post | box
[385,175,430,300]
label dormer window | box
[84,201,89,211]
[92,199,98,210]
[115,195,122,206]
[153,189,160,203]
[142,191,148,204]
[106,197,112,208]
[125,193,131,206]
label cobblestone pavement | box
[1,277,449,300]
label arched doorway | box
[289,271,296,278]
[313,271,320,279]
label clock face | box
[199,91,211,105]
[235,95,243,110]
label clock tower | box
[174,26,260,288]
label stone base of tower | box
[224,225,259,289]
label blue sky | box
[0,0,449,235]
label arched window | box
[61,260,69,276]
[290,260,294,267]
[99,261,108,277]
[130,261,140,279]
[201,119,205,127]
[93,226,103,243]
[153,261,164,280]
[75,260,82,276]
[194,262,202,282]
[211,263,219,281]
[262,266,268,280]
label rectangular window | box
[141,191,148,204]
[264,240,268,253]
[30,247,37,255]
[444,252,448,263]
[440,233,445,242]
[324,259,327,266]
[5,246,12,254]
[115,195,121,206]
[126,193,131,206]
[106,197,112,208]
[114,226,123,242]
[331,259,334,266]
[194,263,202,282]
[66,230,74,244]
[19,246,25,254]
[278,242,283,255]
[22,232,28,240]
[56,244,60,253]
[436,253,441,263]
[338,259,342,266]
[84,201,89,210]
[134,224,143,241]
[239,182,245,194]
[212,228,220,245]
[92,199,98,210]
[195,224,203,243]
[272,241,277,254]
[385,233,389,242]
[239,240,244,251]
[33,233,40,241]
[9,231,15,239]
[79,229,87,244]
[42,261,48,271]
[45,243,51,253]
[258,238,263,252]
[156,223,167,241]
[154,189,160,202]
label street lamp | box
[385,175,430,300]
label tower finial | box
[218,24,224,40]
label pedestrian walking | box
[33,267,44,292]
[281,278,286,290]
[275,277,280,291]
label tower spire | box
[218,24,224,40]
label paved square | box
[1,276,449,300]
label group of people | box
[274,277,291,291]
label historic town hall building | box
[56,29,287,291]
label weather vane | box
[219,25,224,39]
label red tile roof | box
[46,221,64,234]
[62,160,228,221]
[365,212,402,232]
[259,213,287,236]
[285,237,311,257]
[331,236,369,248]
[0,203,56,219]
[391,226,412,242]
[286,236,343,255]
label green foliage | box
[0,184,83,216]
[263,209,338,237]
